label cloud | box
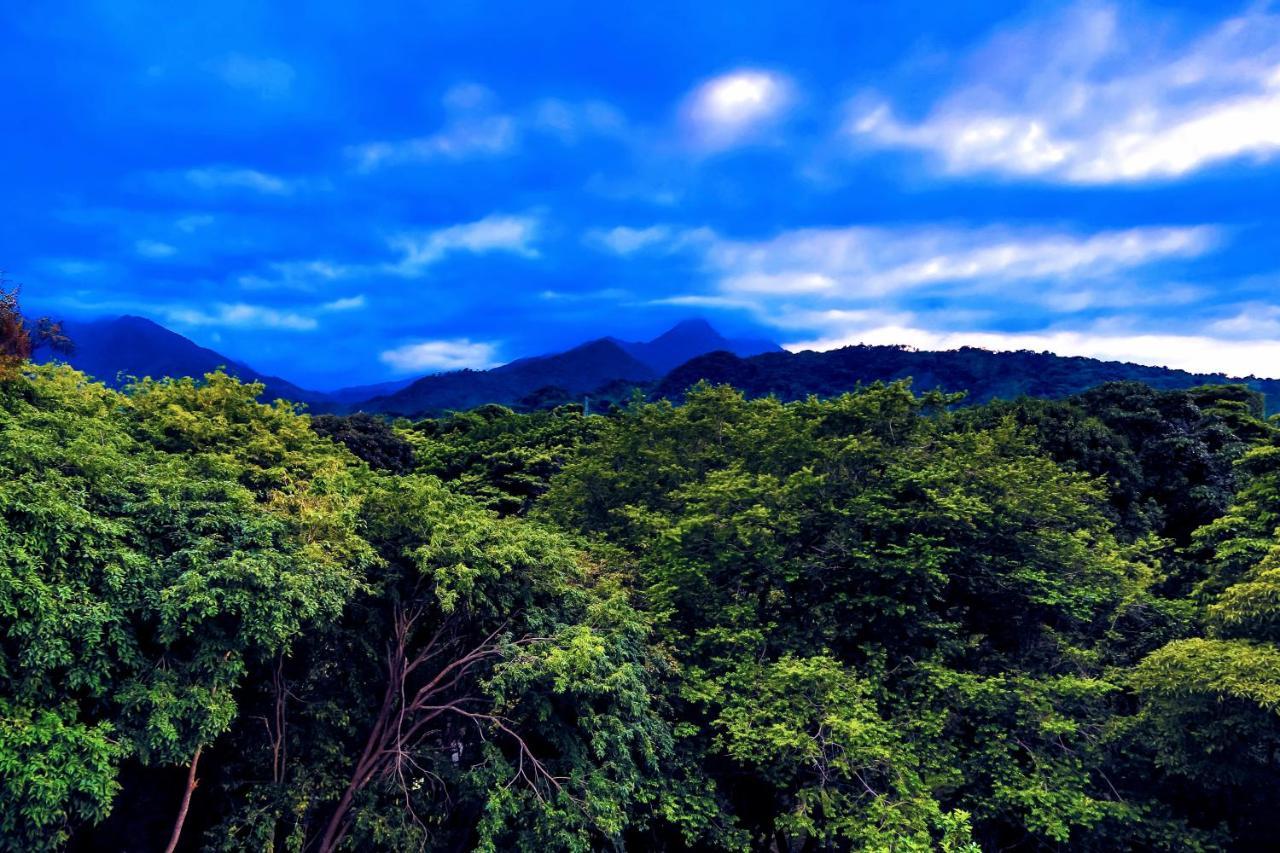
[683,69,793,149]
[700,223,1218,298]
[586,225,675,255]
[348,82,515,171]
[1209,304,1280,339]
[176,166,313,196]
[379,338,499,373]
[135,239,177,259]
[37,258,112,278]
[849,3,1280,183]
[215,54,296,99]
[348,83,629,171]
[237,260,355,291]
[349,116,516,171]
[321,295,366,312]
[164,302,319,331]
[786,321,1280,379]
[386,214,540,276]
[532,98,627,142]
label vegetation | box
[3,300,1280,850]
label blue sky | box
[4,0,1280,389]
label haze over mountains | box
[38,314,1280,416]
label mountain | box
[363,338,659,415]
[653,344,1280,414]
[38,315,328,404]
[361,320,783,416]
[610,318,781,374]
[326,377,418,404]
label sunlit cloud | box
[682,69,793,149]
[849,2,1280,183]
[379,338,499,372]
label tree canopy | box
[2,342,1279,850]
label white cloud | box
[701,224,1217,298]
[37,258,114,279]
[238,259,354,291]
[135,239,177,259]
[215,54,296,99]
[348,84,629,171]
[180,166,308,196]
[164,302,319,331]
[1209,304,1280,339]
[587,225,675,255]
[349,115,516,171]
[683,69,793,149]
[443,82,498,111]
[386,214,539,276]
[175,214,215,233]
[532,98,627,142]
[539,288,630,302]
[321,295,366,312]
[786,322,1280,379]
[849,3,1280,183]
[379,338,499,373]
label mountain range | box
[37,316,781,413]
[362,319,781,415]
[36,314,1280,416]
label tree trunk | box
[163,745,203,853]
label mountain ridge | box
[34,313,1280,417]
[653,344,1280,415]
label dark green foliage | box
[408,404,607,516]
[310,412,416,473]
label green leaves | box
[0,703,126,852]
[0,366,372,845]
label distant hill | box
[364,338,658,415]
[609,318,781,374]
[361,320,782,416]
[41,314,1278,419]
[653,345,1280,414]
[38,316,328,404]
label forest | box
[3,302,1280,851]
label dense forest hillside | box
[5,298,1280,851]
[6,357,1280,850]
[655,344,1280,414]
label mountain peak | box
[616,318,781,374]
[656,318,721,339]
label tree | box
[0,281,72,378]
[0,367,372,850]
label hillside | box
[653,344,1280,413]
[609,318,781,373]
[363,338,658,415]
[39,315,329,404]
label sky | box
[3,0,1280,389]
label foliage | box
[3,316,1280,851]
